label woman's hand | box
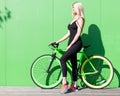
[50,41,57,45]
[66,44,72,50]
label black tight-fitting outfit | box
[60,21,82,81]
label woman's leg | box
[69,41,82,87]
[60,52,71,93]
[60,52,70,84]
[60,40,82,85]
[70,54,78,87]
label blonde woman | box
[51,2,85,93]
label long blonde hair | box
[72,2,84,19]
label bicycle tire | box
[80,55,114,89]
[30,54,62,89]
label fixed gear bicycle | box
[30,44,114,89]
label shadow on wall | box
[81,24,105,56]
[81,24,120,87]
[0,7,11,28]
[113,68,120,87]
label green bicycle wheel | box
[81,55,114,89]
[30,54,62,89]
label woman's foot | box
[60,82,69,94]
[69,81,78,92]
[69,85,78,92]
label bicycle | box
[30,43,114,89]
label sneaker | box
[60,82,69,94]
[69,85,78,92]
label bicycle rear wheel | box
[81,55,114,89]
[30,54,62,89]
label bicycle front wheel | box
[30,54,62,89]
[81,55,114,89]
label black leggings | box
[60,40,82,81]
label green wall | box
[0,0,120,87]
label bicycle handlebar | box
[51,43,59,48]
[48,43,59,50]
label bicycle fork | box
[46,53,56,73]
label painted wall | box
[0,0,120,87]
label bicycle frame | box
[49,44,98,77]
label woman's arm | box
[67,18,84,50]
[56,30,70,44]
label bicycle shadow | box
[113,67,120,87]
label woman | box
[51,2,85,93]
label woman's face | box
[72,5,75,15]
[72,4,78,16]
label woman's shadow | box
[80,24,120,88]
[77,24,105,88]
[81,24,105,56]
